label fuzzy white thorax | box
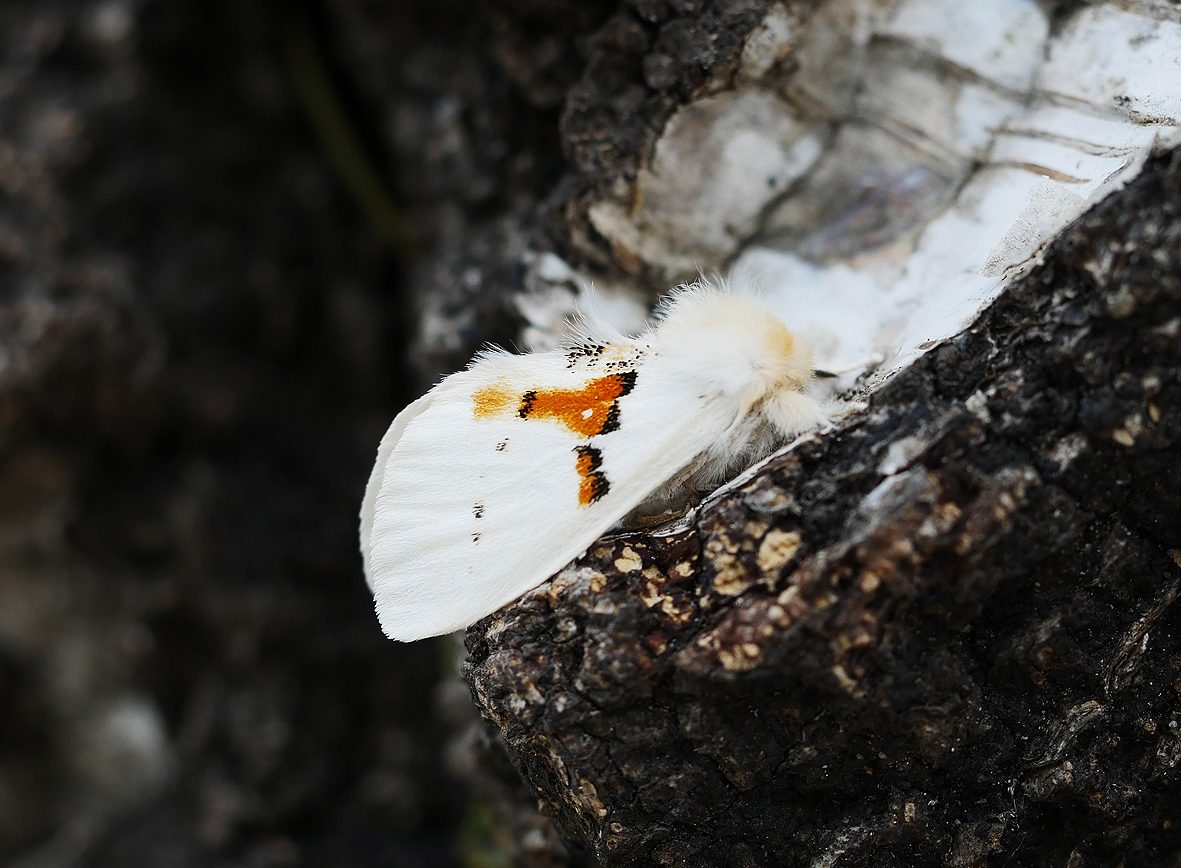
[634,284,828,510]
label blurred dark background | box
[0,0,619,864]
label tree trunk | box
[452,0,1181,863]
[463,145,1181,866]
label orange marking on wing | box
[520,372,636,437]
[574,446,608,505]
[472,385,514,418]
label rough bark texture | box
[463,149,1181,866]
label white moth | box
[359,283,828,641]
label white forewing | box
[362,342,736,642]
[359,391,435,586]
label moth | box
[359,283,829,641]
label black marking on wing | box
[565,342,607,369]
[597,370,638,435]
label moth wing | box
[362,346,728,641]
[359,391,436,587]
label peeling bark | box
[463,149,1181,865]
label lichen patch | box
[614,546,643,573]
[756,529,802,574]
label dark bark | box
[0,1,476,864]
[463,149,1181,866]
